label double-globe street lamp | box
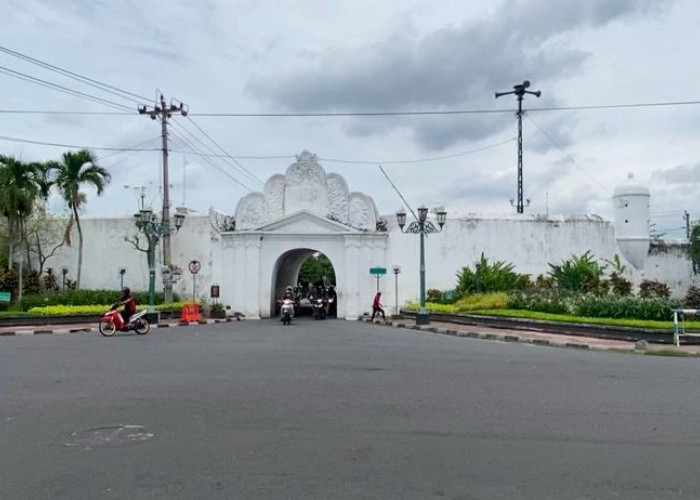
[396,206,446,325]
[134,207,186,319]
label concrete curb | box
[360,317,658,356]
[0,317,238,336]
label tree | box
[50,150,111,288]
[689,221,700,275]
[298,253,336,290]
[0,156,43,269]
[26,208,67,276]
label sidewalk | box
[367,318,700,357]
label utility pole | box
[138,92,188,304]
[685,210,691,239]
[495,80,541,214]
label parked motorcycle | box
[280,298,294,325]
[98,304,150,337]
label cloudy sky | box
[1,0,698,237]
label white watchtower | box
[612,172,650,269]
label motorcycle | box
[280,298,294,326]
[98,303,150,337]
[313,297,328,320]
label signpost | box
[189,260,201,303]
[369,266,387,292]
[392,265,402,316]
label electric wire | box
[170,120,263,188]
[169,131,255,192]
[378,165,419,223]
[168,129,255,192]
[99,137,162,160]
[524,114,609,192]
[0,133,161,152]
[185,116,265,185]
[0,45,150,103]
[319,138,515,165]
[0,65,134,112]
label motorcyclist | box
[327,285,337,317]
[118,287,137,326]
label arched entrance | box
[270,248,338,317]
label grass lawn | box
[465,309,700,330]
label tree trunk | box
[74,205,83,289]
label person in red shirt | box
[371,291,385,321]
[118,287,137,326]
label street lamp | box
[134,206,186,319]
[396,206,446,325]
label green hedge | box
[28,301,190,316]
[507,291,681,321]
[20,289,179,311]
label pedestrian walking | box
[371,291,386,321]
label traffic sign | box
[369,267,387,275]
[188,260,201,274]
[0,291,10,302]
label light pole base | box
[416,312,430,325]
[145,311,160,325]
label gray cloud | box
[247,0,671,151]
[652,162,700,184]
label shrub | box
[609,272,633,296]
[639,280,670,299]
[24,271,42,294]
[573,294,679,321]
[534,274,553,290]
[507,290,573,315]
[548,251,606,292]
[42,268,59,292]
[684,286,700,309]
[20,289,177,311]
[454,293,508,312]
[456,253,529,296]
[426,288,444,304]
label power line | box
[172,119,263,187]
[0,65,134,112]
[0,133,161,152]
[168,129,255,192]
[0,45,150,102]
[185,116,265,185]
[319,138,516,165]
[99,137,162,160]
[188,99,700,117]
[0,109,132,115]
[2,99,700,118]
[524,114,609,192]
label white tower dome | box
[612,172,650,269]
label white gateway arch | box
[210,151,388,320]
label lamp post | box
[396,206,446,325]
[134,207,186,319]
[495,80,541,214]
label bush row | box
[507,291,681,321]
[20,289,178,311]
[28,301,190,316]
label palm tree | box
[0,156,41,269]
[51,150,111,288]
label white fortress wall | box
[46,211,694,310]
[48,214,215,301]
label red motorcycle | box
[98,303,150,337]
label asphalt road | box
[2,319,700,499]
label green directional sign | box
[0,291,11,302]
[369,267,387,276]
